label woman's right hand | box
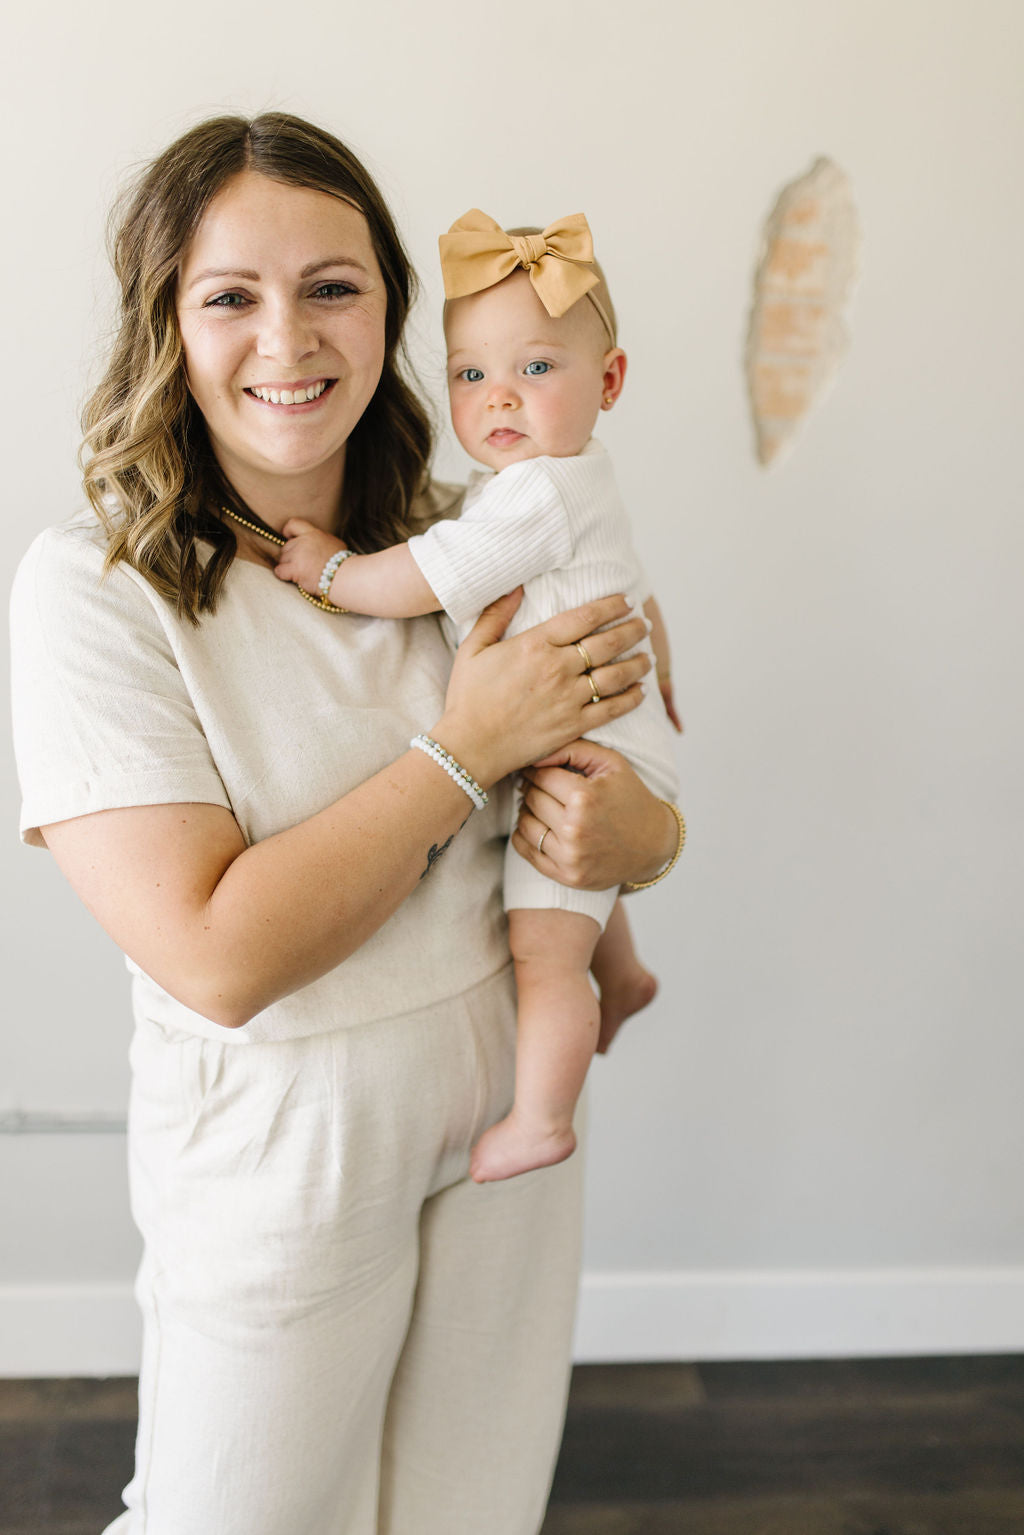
[433,590,651,788]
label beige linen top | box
[10,488,512,1045]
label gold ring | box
[537,827,549,855]
[574,640,594,672]
[589,679,601,704]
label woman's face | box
[176,171,388,506]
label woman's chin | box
[215,435,348,493]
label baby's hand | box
[275,518,348,596]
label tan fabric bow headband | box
[438,209,617,345]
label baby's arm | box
[276,519,441,618]
[279,461,571,624]
[644,595,683,734]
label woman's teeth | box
[249,381,328,405]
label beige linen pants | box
[103,966,583,1535]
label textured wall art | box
[745,157,861,467]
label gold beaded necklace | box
[220,506,347,613]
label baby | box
[277,209,681,1182]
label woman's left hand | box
[512,738,678,891]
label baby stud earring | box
[603,394,614,405]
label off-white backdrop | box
[2,0,1023,1374]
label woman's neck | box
[218,451,347,539]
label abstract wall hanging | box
[745,157,861,467]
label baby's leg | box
[590,898,659,1055]
[470,909,601,1184]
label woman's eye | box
[524,360,551,376]
[205,292,249,309]
[313,282,357,301]
[459,367,485,383]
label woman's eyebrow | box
[186,267,260,289]
[300,256,371,278]
[185,256,370,291]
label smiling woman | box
[81,115,432,620]
[10,112,679,1535]
[176,174,387,516]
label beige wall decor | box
[745,156,861,467]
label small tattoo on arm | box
[420,834,455,879]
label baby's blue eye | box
[460,367,485,383]
[524,360,551,376]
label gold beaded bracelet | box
[623,800,686,891]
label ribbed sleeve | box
[406,458,575,627]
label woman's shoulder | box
[14,511,136,593]
[12,512,164,641]
[18,511,108,571]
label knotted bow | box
[439,208,603,325]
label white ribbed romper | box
[408,438,679,929]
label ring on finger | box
[574,640,595,672]
[588,677,602,704]
[537,826,550,855]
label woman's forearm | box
[193,747,477,1023]
[43,745,480,1030]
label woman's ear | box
[600,348,627,409]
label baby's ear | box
[600,348,627,408]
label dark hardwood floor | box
[2,1357,1023,1533]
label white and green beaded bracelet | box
[318,548,354,599]
[410,735,488,811]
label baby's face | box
[445,270,620,472]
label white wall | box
[3,0,1024,1372]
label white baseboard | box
[0,1284,141,1378]
[574,1267,1024,1361]
[3,1269,1024,1376]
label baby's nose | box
[487,380,520,409]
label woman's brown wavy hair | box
[81,113,433,622]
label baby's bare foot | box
[596,965,658,1054]
[470,1113,577,1183]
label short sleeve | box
[405,459,574,628]
[10,525,232,847]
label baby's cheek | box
[448,396,471,444]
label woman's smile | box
[244,377,336,408]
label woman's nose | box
[256,301,318,366]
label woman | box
[10,114,681,1535]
